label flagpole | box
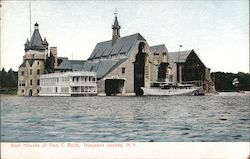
[29,0,31,39]
[178,45,182,83]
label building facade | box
[168,50,214,93]
[55,15,153,96]
[18,23,57,96]
[18,14,214,96]
[149,44,173,84]
[18,23,48,96]
[55,14,214,95]
[39,71,97,96]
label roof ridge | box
[96,33,144,44]
[150,44,165,48]
[169,49,193,53]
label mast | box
[178,45,182,83]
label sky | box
[1,0,249,73]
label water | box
[1,92,249,142]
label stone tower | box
[18,22,49,96]
[112,11,121,45]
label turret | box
[42,37,49,49]
[24,38,31,52]
[112,9,121,45]
[25,22,47,51]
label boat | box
[141,82,200,96]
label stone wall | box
[98,40,152,94]
[18,50,46,96]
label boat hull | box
[141,87,198,96]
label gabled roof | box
[168,50,193,63]
[88,33,146,60]
[149,44,168,54]
[82,59,127,79]
[56,57,126,79]
[70,60,87,71]
[27,59,35,66]
[19,61,26,68]
[56,58,72,70]
[19,59,35,68]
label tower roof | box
[25,38,30,45]
[24,38,31,51]
[112,16,120,29]
[26,22,47,51]
[42,37,49,45]
[112,8,120,29]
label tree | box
[212,72,250,91]
[6,68,17,88]
[0,68,18,89]
[0,68,7,88]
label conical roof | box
[24,38,31,51]
[25,38,30,45]
[43,37,48,45]
[29,23,46,50]
[112,16,120,29]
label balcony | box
[70,81,96,87]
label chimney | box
[50,47,58,67]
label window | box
[22,90,24,93]
[22,71,24,76]
[37,89,39,94]
[37,69,40,75]
[37,80,40,85]
[37,61,39,65]
[122,67,125,74]
[30,69,32,75]
[30,80,32,86]
[61,87,69,93]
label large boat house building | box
[18,14,214,96]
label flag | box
[179,45,183,47]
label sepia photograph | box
[0,0,249,158]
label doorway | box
[158,62,168,82]
[134,42,146,96]
[29,90,32,96]
[105,79,125,96]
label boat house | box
[18,13,214,96]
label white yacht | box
[141,82,200,96]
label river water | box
[1,92,249,142]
